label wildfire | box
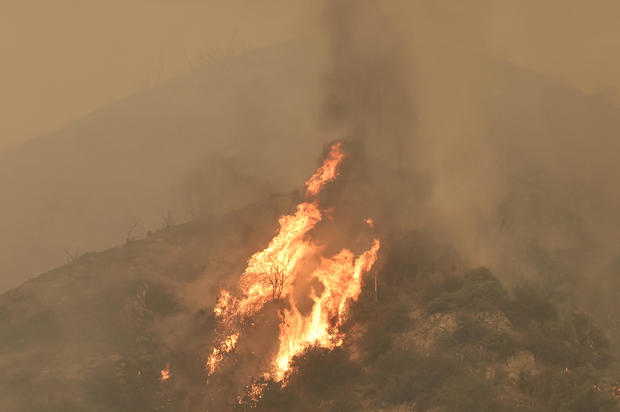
[304,142,346,197]
[365,217,375,229]
[160,363,171,382]
[206,332,239,375]
[206,142,380,381]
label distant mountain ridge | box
[0,42,327,292]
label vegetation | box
[238,233,619,411]
[0,209,617,411]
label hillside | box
[4,2,620,410]
[0,42,328,292]
[1,192,618,411]
[0,194,299,411]
[2,39,620,303]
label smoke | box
[318,1,423,238]
[315,0,620,319]
[3,0,616,307]
[2,2,620,409]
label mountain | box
[2,40,620,301]
[2,37,620,410]
[0,197,618,411]
[0,42,328,292]
[0,194,298,411]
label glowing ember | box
[248,381,267,403]
[207,332,239,375]
[206,142,380,381]
[160,363,171,381]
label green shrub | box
[481,330,518,360]
[428,267,510,314]
[439,374,505,412]
[370,349,458,408]
[524,314,610,369]
[286,346,361,396]
[518,369,618,412]
[506,281,557,328]
[439,317,519,361]
[249,380,298,411]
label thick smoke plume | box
[2,1,620,410]
[318,0,620,316]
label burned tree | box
[267,260,288,301]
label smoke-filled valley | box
[2,1,620,411]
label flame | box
[160,362,171,381]
[304,142,346,197]
[248,381,268,403]
[206,332,239,375]
[206,142,380,381]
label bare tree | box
[64,247,83,264]
[266,260,288,301]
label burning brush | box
[206,142,380,382]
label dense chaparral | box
[206,142,380,382]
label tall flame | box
[304,142,346,198]
[206,142,380,381]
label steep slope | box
[3,43,620,300]
[243,237,620,411]
[0,42,327,292]
[1,200,618,411]
[0,193,300,411]
[3,49,620,297]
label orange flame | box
[160,362,171,381]
[206,142,380,381]
[206,332,239,376]
[304,142,346,197]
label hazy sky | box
[0,0,316,152]
[2,0,620,153]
